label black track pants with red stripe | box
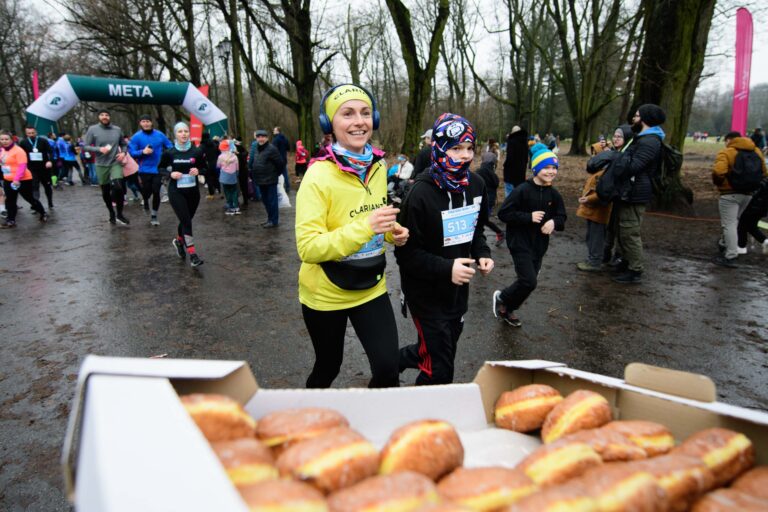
[399,315,464,385]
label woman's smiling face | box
[332,100,373,153]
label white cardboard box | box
[63,356,768,511]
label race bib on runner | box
[177,174,196,188]
[342,234,385,261]
[1,165,10,177]
[29,151,43,161]
[442,201,480,247]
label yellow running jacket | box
[295,157,395,310]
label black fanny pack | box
[320,254,386,291]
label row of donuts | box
[179,391,766,511]
[493,384,767,511]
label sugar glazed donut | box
[379,419,464,481]
[180,393,257,442]
[494,385,563,433]
[500,480,594,512]
[558,429,647,463]
[238,479,329,512]
[212,438,278,487]
[540,390,612,444]
[327,471,439,512]
[731,466,768,501]
[691,488,768,512]
[436,467,537,511]
[630,454,715,512]
[673,428,754,487]
[602,421,675,457]
[256,407,350,456]
[517,439,603,487]
[276,427,379,494]
[576,464,667,512]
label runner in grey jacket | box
[83,110,130,225]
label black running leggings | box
[100,179,124,216]
[168,184,200,238]
[32,168,53,207]
[140,173,163,211]
[302,293,400,388]
[3,180,45,221]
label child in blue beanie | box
[493,146,567,326]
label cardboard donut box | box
[63,356,768,511]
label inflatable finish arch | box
[26,75,228,136]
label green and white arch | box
[26,74,228,136]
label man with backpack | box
[712,131,767,267]
[610,104,666,284]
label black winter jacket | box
[395,173,491,319]
[503,129,530,185]
[615,130,662,204]
[249,142,283,185]
[498,179,566,256]
[411,147,432,178]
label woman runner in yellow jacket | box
[295,84,408,388]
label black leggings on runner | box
[100,180,124,217]
[32,168,54,207]
[140,173,163,211]
[3,180,45,222]
[168,184,200,238]
[302,293,400,389]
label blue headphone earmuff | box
[318,84,380,135]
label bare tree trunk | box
[633,0,715,209]
[385,0,450,155]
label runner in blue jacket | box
[128,115,173,226]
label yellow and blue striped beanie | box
[531,148,558,175]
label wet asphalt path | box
[0,183,766,510]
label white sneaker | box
[737,246,747,255]
[492,290,503,318]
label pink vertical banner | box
[32,70,40,99]
[731,8,753,136]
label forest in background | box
[1,0,766,158]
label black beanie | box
[637,104,666,127]
[139,114,152,121]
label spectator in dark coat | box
[750,127,766,152]
[611,104,666,284]
[272,126,291,193]
[502,126,529,197]
[200,132,220,198]
[249,130,284,228]
[411,129,432,178]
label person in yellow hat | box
[295,84,409,388]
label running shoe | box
[492,290,504,318]
[233,208,241,215]
[225,209,236,216]
[40,213,49,223]
[502,312,522,327]
[115,214,130,225]
[0,210,6,218]
[262,222,277,229]
[172,239,186,259]
[189,253,204,267]
[1,220,16,229]
[109,214,116,225]
[150,216,159,226]
[161,195,169,203]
